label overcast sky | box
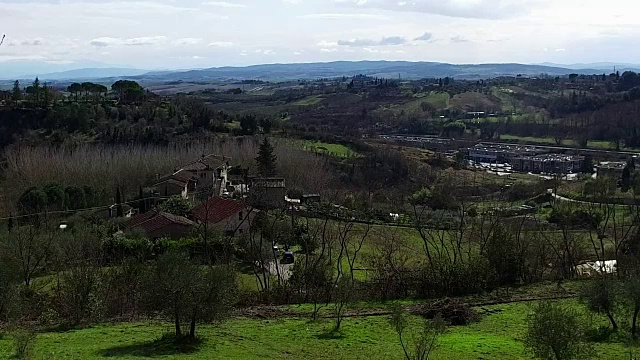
[1,0,639,69]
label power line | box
[0,35,5,47]
[0,188,224,221]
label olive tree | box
[580,276,619,331]
[141,250,237,338]
[524,301,594,360]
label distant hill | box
[0,59,149,80]
[131,61,604,82]
[537,62,640,72]
[22,68,151,81]
[1,60,612,83]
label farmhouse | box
[123,211,195,240]
[192,196,256,236]
[152,171,197,199]
[180,154,231,197]
[150,154,235,200]
[0,91,11,106]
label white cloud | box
[174,38,203,46]
[337,36,406,46]
[208,41,235,47]
[335,0,547,20]
[202,2,247,8]
[300,13,388,20]
[124,36,167,46]
[414,32,433,41]
[320,48,338,53]
[89,36,166,47]
[89,37,121,47]
[317,40,338,47]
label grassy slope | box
[292,95,325,106]
[377,92,450,115]
[449,92,502,112]
[1,301,635,359]
[303,141,357,158]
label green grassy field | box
[420,92,450,110]
[303,141,357,158]
[377,92,451,115]
[292,95,325,106]
[1,300,635,359]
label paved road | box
[548,189,634,208]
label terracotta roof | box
[182,154,227,172]
[169,170,198,183]
[124,211,195,233]
[192,197,247,224]
[152,178,188,188]
[124,210,157,228]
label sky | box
[1,0,640,70]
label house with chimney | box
[180,154,231,198]
[150,154,232,200]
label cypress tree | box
[256,137,278,177]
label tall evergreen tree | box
[7,213,13,233]
[11,80,21,103]
[32,77,41,105]
[256,137,278,177]
[42,82,50,107]
[115,187,124,217]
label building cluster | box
[465,143,585,174]
[511,154,585,174]
[115,154,288,240]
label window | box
[239,211,243,221]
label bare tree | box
[2,224,58,288]
[389,304,446,360]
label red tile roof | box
[192,197,247,224]
[124,211,195,234]
[182,154,227,172]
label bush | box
[525,301,594,360]
[417,256,495,298]
[51,265,105,325]
[414,298,479,326]
[11,328,37,360]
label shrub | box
[11,328,37,360]
[414,298,479,326]
[417,256,495,298]
[525,301,594,360]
